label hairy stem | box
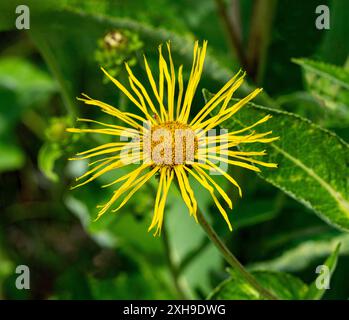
[196,208,278,300]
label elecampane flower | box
[68,41,278,235]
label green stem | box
[215,0,248,70]
[246,0,278,83]
[196,208,278,300]
[172,179,277,300]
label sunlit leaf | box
[204,90,349,232]
[305,242,341,300]
[208,269,308,300]
[249,233,347,272]
[293,58,349,125]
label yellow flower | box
[67,41,278,236]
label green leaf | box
[208,269,308,300]
[203,90,349,232]
[0,57,56,129]
[305,243,341,300]
[38,142,63,182]
[293,58,349,124]
[344,57,349,72]
[0,57,56,99]
[0,142,25,172]
[250,233,348,272]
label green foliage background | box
[0,0,348,300]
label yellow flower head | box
[67,41,278,236]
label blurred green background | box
[0,0,348,300]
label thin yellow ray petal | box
[199,146,266,155]
[96,164,148,218]
[76,118,140,134]
[235,131,270,141]
[153,169,173,236]
[122,112,150,125]
[73,152,142,186]
[230,150,267,156]
[198,160,242,197]
[75,158,115,181]
[204,154,261,172]
[206,89,263,131]
[100,67,147,113]
[241,131,279,143]
[197,88,263,135]
[183,166,214,193]
[79,94,149,127]
[249,137,279,143]
[66,127,139,138]
[159,52,173,120]
[191,72,245,128]
[185,165,232,231]
[72,143,140,160]
[112,166,159,212]
[178,166,197,220]
[195,166,232,209]
[102,163,150,188]
[180,41,207,122]
[78,95,142,130]
[204,148,266,156]
[125,63,160,120]
[228,115,272,135]
[227,154,278,168]
[178,41,199,122]
[176,65,184,119]
[143,54,167,121]
[174,166,193,215]
[148,168,166,231]
[210,191,233,231]
[183,41,207,122]
[127,76,156,123]
[76,142,130,156]
[158,45,165,108]
[219,78,246,114]
[200,133,257,150]
[87,152,142,167]
[166,42,176,121]
[71,159,128,189]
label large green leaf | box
[293,58,349,125]
[305,243,341,300]
[204,90,349,231]
[208,269,308,300]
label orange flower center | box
[143,121,198,167]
